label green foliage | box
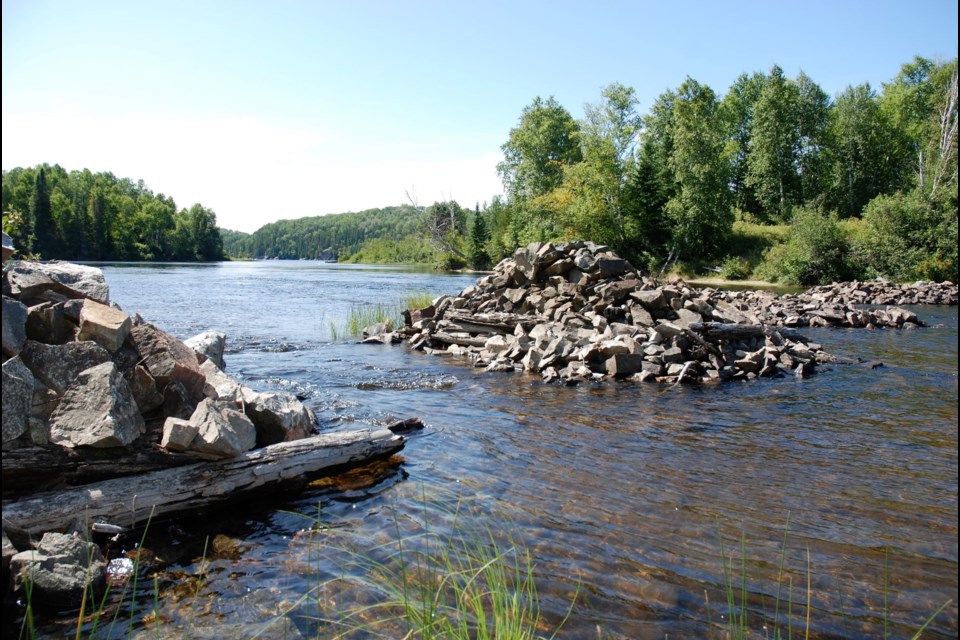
[345,236,437,264]
[719,256,752,280]
[2,164,224,262]
[855,190,958,281]
[497,96,582,202]
[468,207,492,270]
[758,207,855,285]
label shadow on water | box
[9,263,956,639]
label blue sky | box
[3,0,957,232]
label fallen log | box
[2,428,405,536]
[430,331,488,348]
[688,322,766,341]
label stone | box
[189,398,257,458]
[6,260,109,303]
[2,295,29,357]
[605,353,645,377]
[160,417,198,451]
[129,323,206,398]
[163,380,197,419]
[26,301,74,344]
[20,340,112,395]
[631,289,668,311]
[674,308,703,328]
[48,362,145,448]
[10,532,106,606]
[629,304,655,327]
[240,387,316,446]
[130,365,165,414]
[199,359,242,403]
[77,299,132,352]
[2,356,34,445]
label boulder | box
[130,365,166,414]
[6,261,110,303]
[2,356,35,446]
[605,353,645,377]
[26,301,75,344]
[184,330,227,369]
[160,417,198,452]
[188,398,257,458]
[129,323,206,398]
[10,532,105,606]
[48,362,145,448]
[20,340,112,395]
[240,387,316,446]
[2,295,29,357]
[77,299,132,352]
[199,359,241,403]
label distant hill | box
[220,205,424,260]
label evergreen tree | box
[468,205,491,270]
[31,167,56,257]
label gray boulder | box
[199,359,241,403]
[240,387,316,446]
[185,330,227,369]
[48,362,145,448]
[6,261,110,303]
[2,356,35,446]
[20,340,112,395]
[26,301,75,344]
[10,532,106,605]
[160,417,198,452]
[77,299,132,352]
[129,324,206,398]
[189,398,257,458]
[2,295,28,357]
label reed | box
[328,291,436,341]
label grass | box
[713,517,954,640]
[328,291,437,341]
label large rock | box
[77,299,132,352]
[185,331,226,369]
[240,387,316,446]
[20,340,112,395]
[2,356,35,446]
[129,323,206,398]
[160,417,198,452]
[189,398,257,458]
[26,301,75,344]
[2,295,28,357]
[10,532,105,606]
[6,261,110,303]
[130,365,165,414]
[199,359,241,403]
[48,362,145,448]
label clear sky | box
[3,0,957,233]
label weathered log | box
[443,310,542,332]
[429,331,488,348]
[688,322,766,340]
[2,428,405,536]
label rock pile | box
[396,242,929,385]
[804,279,957,307]
[2,260,317,458]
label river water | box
[15,261,959,639]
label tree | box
[721,71,766,217]
[665,77,734,260]
[829,83,904,217]
[560,83,642,250]
[497,96,582,202]
[31,167,56,257]
[418,200,467,261]
[746,66,801,221]
[795,72,833,204]
[468,205,491,270]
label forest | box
[4,55,956,284]
[2,165,223,262]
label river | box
[13,261,959,639]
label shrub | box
[759,207,855,285]
[720,256,752,280]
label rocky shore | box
[1,260,355,607]
[387,242,949,385]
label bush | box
[854,191,958,282]
[759,207,855,285]
[719,256,752,280]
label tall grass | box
[285,495,575,639]
[329,291,436,341]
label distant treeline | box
[220,206,426,260]
[483,55,958,283]
[2,164,224,261]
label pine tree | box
[31,167,56,257]
[468,205,491,270]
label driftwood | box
[688,322,766,341]
[443,310,542,333]
[430,331,488,348]
[2,428,405,536]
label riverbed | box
[12,261,959,639]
